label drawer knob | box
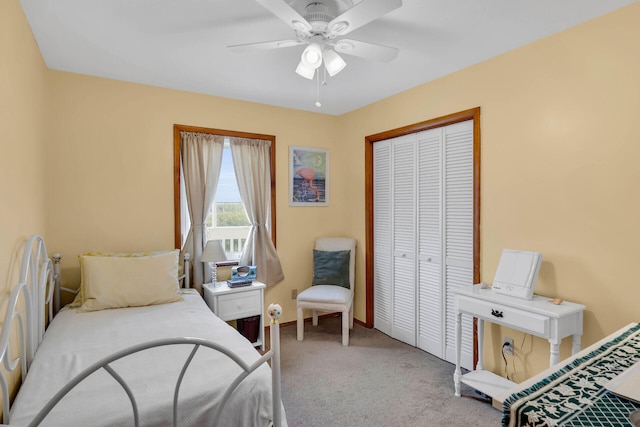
[491,309,504,318]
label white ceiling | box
[20,0,636,116]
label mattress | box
[10,292,285,426]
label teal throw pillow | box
[312,249,351,289]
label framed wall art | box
[289,146,329,206]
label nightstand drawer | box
[216,290,262,321]
[458,296,549,336]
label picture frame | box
[289,146,329,206]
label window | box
[206,140,250,259]
[173,125,277,261]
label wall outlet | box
[503,337,514,356]
[291,289,297,299]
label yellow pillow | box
[69,250,178,308]
[76,250,183,312]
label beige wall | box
[45,70,348,324]
[3,0,639,390]
[339,2,640,379]
[0,0,48,402]
[0,0,48,284]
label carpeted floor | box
[278,315,502,427]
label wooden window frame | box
[173,124,277,254]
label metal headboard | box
[0,235,58,424]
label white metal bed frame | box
[0,235,283,427]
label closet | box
[372,118,476,370]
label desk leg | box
[571,334,581,355]
[549,341,560,367]
[454,311,462,397]
[476,318,484,371]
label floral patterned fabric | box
[502,323,640,427]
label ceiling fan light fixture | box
[323,48,346,76]
[295,61,316,80]
[300,43,323,69]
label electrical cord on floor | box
[502,341,511,381]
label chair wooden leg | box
[297,306,304,341]
[342,310,349,346]
[312,310,318,326]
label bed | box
[0,234,285,426]
[496,322,640,427]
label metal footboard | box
[29,313,283,427]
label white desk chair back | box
[296,237,356,346]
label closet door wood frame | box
[364,107,481,364]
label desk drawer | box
[458,297,549,336]
[217,291,261,321]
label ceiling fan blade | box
[327,0,402,37]
[255,0,312,34]
[333,39,399,62]
[228,39,306,53]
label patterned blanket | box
[502,323,640,427]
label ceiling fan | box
[228,0,402,80]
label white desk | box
[203,281,266,351]
[453,286,586,399]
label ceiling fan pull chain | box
[315,71,322,108]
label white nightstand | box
[203,281,266,350]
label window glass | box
[205,141,250,260]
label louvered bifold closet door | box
[416,128,443,357]
[391,134,417,346]
[373,140,393,336]
[443,120,474,370]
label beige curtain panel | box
[180,131,224,292]
[230,137,284,286]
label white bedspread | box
[10,293,284,427]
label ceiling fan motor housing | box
[305,2,335,34]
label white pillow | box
[77,250,183,312]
